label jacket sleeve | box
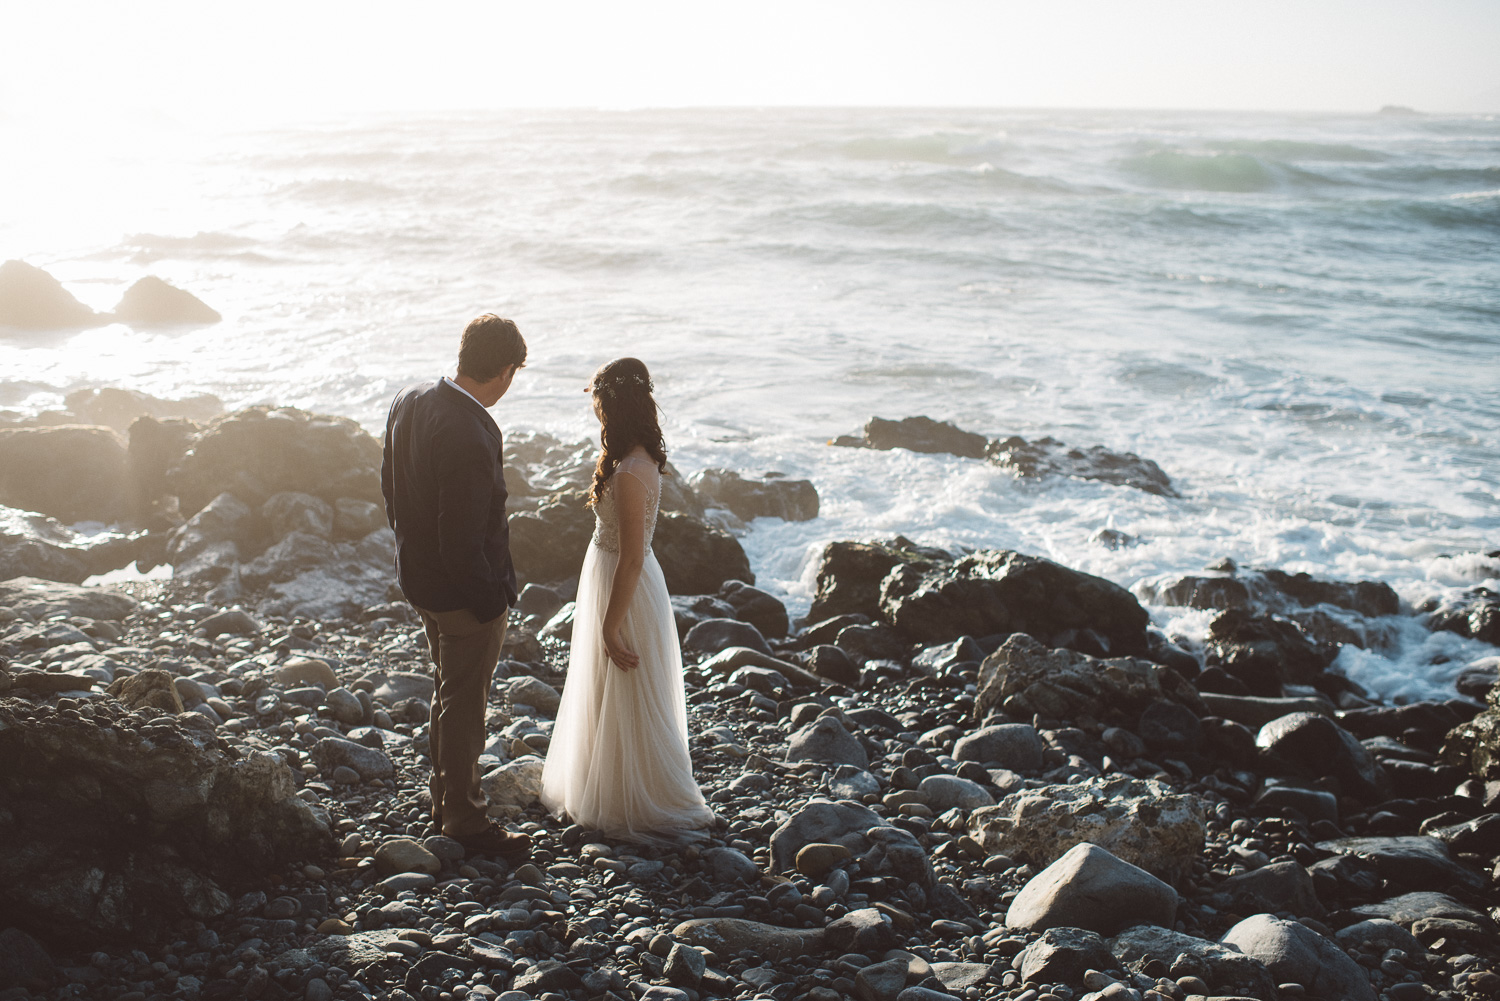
[380,402,398,530]
[433,421,505,623]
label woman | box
[539,358,715,842]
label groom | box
[381,313,530,859]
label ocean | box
[2,107,1497,701]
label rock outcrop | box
[111,276,222,325]
[0,260,97,329]
[690,468,819,522]
[0,425,132,523]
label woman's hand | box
[604,626,639,671]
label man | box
[381,313,530,858]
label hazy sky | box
[4,0,1498,122]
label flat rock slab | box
[1350,891,1494,928]
[671,917,823,962]
[305,930,403,969]
[0,576,138,620]
[1315,836,1484,891]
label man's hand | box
[604,627,639,671]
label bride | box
[539,357,715,841]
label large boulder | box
[719,580,790,639]
[968,775,1205,886]
[0,260,97,329]
[0,425,131,523]
[1256,712,1386,800]
[974,633,1204,725]
[1220,914,1375,1001]
[987,435,1177,496]
[166,407,383,516]
[1140,567,1399,619]
[768,798,884,874]
[1015,927,1117,985]
[0,577,138,620]
[808,538,949,623]
[0,698,329,943]
[690,468,819,522]
[653,512,754,594]
[880,550,1150,654]
[126,415,201,515]
[507,488,596,583]
[1109,925,1277,998]
[1203,608,1335,695]
[786,716,869,769]
[952,723,1044,772]
[1425,587,1500,645]
[111,276,221,326]
[64,387,222,432]
[1005,843,1178,935]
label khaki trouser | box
[414,605,508,838]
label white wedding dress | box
[539,454,715,841]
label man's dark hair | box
[458,314,527,381]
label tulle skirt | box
[539,543,714,842]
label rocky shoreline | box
[0,400,1498,1001]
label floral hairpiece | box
[595,372,653,398]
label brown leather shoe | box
[454,824,531,859]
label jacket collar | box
[436,378,501,440]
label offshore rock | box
[974,633,1204,726]
[1141,566,1399,619]
[832,416,989,458]
[1220,914,1375,1001]
[690,468,819,522]
[0,698,329,943]
[0,424,131,523]
[111,275,222,326]
[968,775,1206,885]
[1006,843,1178,936]
[880,550,1150,654]
[809,537,950,622]
[166,406,384,516]
[0,259,97,329]
[987,434,1177,496]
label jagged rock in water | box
[880,550,1150,653]
[974,633,1204,725]
[967,775,1206,886]
[1203,607,1336,696]
[831,416,988,458]
[0,425,131,523]
[1141,566,1400,618]
[166,406,383,516]
[690,468,818,522]
[111,276,221,325]
[0,698,330,943]
[1442,696,1500,782]
[63,387,222,432]
[0,260,98,330]
[808,537,949,623]
[987,434,1178,496]
[0,506,146,584]
[1425,587,1500,645]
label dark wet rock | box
[507,487,596,583]
[969,775,1205,886]
[952,723,1044,772]
[684,617,771,657]
[1142,567,1399,618]
[881,550,1150,653]
[690,467,819,522]
[719,580,789,639]
[671,917,823,962]
[787,716,869,769]
[1252,783,1339,825]
[1137,700,1202,752]
[0,926,56,989]
[0,260,97,329]
[1220,914,1375,1001]
[1204,609,1335,696]
[1005,843,1178,934]
[1455,658,1499,699]
[1015,926,1116,985]
[805,644,860,686]
[975,633,1203,726]
[0,424,131,523]
[911,636,985,677]
[836,622,907,664]
[1344,698,1480,745]
[111,275,221,326]
[1334,918,1424,955]
[1217,860,1324,917]
[1425,812,1500,856]
[670,593,738,635]
[809,537,949,622]
[166,406,383,516]
[1441,685,1500,782]
[697,646,826,688]
[1199,693,1333,728]
[987,435,1177,496]
[1256,712,1386,800]
[654,512,755,594]
[854,956,909,1001]
[1426,587,1500,644]
[0,698,329,943]
[1315,835,1485,891]
[833,416,989,458]
[1109,925,1277,998]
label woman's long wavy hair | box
[588,357,668,506]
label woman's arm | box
[602,467,650,671]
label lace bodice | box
[591,455,661,553]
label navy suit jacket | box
[381,379,518,623]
